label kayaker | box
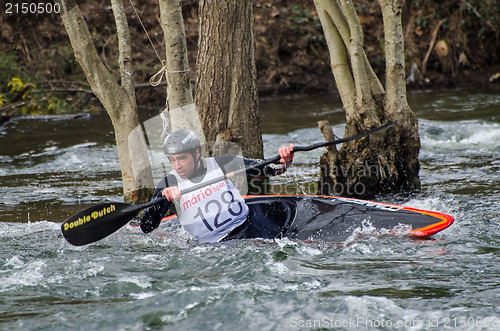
[140,128,294,242]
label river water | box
[0,88,499,330]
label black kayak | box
[160,195,454,243]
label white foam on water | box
[4,256,25,269]
[342,220,378,247]
[0,260,46,291]
[274,237,299,248]
[0,221,60,239]
[296,245,323,256]
[403,196,454,217]
[117,275,152,289]
[420,120,500,150]
[131,292,156,300]
[268,261,289,274]
[71,260,105,278]
[461,127,500,145]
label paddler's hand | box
[279,143,294,165]
[162,187,181,201]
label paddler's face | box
[168,150,199,179]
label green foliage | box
[356,5,371,16]
[413,1,499,37]
[37,44,84,77]
[0,53,27,87]
[281,5,324,44]
[416,16,429,28]
[0,48,85,116]
[372,55,386,69]
[0,76,77,116]
[460,0,500,37]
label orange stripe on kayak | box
[406,208,454,236]
[161,214,177,223]
[244,195,454,237]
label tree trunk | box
[314,0,421,197]
[157,0,208,156]
[313,0,356,115]
[195,0,263,159]
[59,0,153,203]
[379,0,421,189]
[158,0,193,111]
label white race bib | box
[172,158,249,242]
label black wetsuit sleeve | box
[140,175,177,233]
[215,155,288,178]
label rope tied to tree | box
[149,61,167,87]
[127,0,191,93]
[150,64,190,87]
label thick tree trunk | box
[195,0,263,158]
[379,0,421,190]
[158,0,193,110]
[314,0,421,197]
[59,0,153,203]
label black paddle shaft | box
[61,121,396,246]
[292,120,396,152]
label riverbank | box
[1,0,499,118]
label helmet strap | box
[193,148,201,169]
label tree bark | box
[314,0,356,116]
[314,0,421,197]
[341,0,375,114]
[158,0,193,110]
[195,0,263,158]
[58,0,153,203]
[157,0,208,156]
[112,0,136,108]
[379,0,421,189]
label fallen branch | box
[0,100,33,116]
[32,88,94,94]
[39,80,91,87]
[10,84,34,103]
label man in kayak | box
[140,128,294,243]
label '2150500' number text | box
[5,2,61,15]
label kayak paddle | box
[61,120,396,246]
